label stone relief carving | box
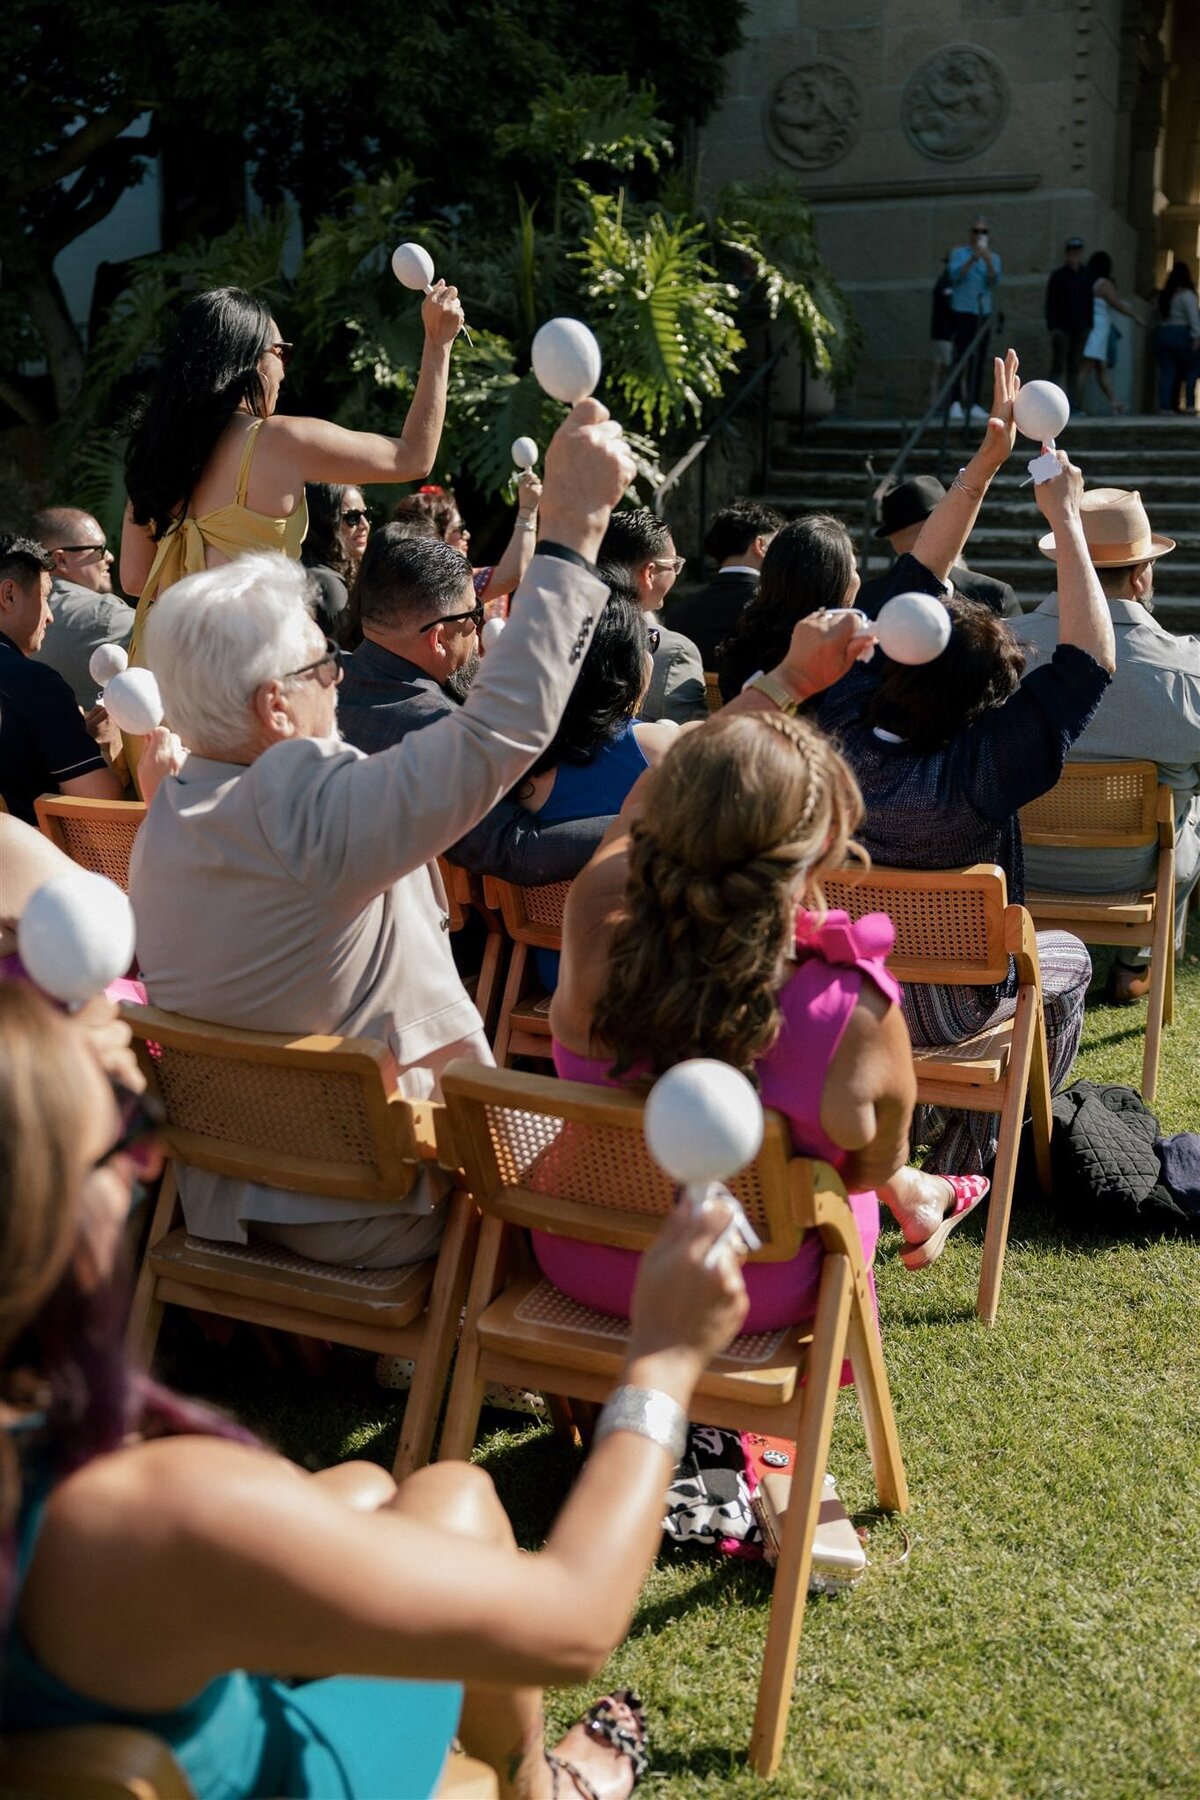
[902,46,1009,162]
[765,63,860,170]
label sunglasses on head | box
[268,341,294,370]
[341,508,370,527]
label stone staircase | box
[763,415,1200,632]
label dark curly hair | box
[301,484,352,582]
[125,287,275,537]
[390,489,460,539]
[718,513,856,700]
[592,710,865,1081]
[864,594,1026,750]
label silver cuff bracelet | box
[593,1385,689,1463]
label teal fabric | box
[2,1469,463,1799]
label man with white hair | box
[130,400,634,1266]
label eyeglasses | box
[418,601,485,635]
[341,509,370,528]
[282,637,344,688]
[54,542,109,558]
[268,341,294,370]
[646,626,661,655]
[95,1082,165,1175]
[651,556,686,574]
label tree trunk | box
[21,263,86,419]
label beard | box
[445,651,482,703]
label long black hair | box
[1158,261,1196,318]
[717,513,856,700]
[526,579,648,777]
[125,287,275,538]
[301,484,352,581]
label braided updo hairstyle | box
[592,710,865,1081]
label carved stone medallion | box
[765,63,860,170]
[902,46,1009,162]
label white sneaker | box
[969,404,989,423]
[948,401,965,422]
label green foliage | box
[576,192,744,433]
[497,75,673,176]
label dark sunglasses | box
[283,636,345,688]
[95,1081,165,1174]
[418,601,485,635]
[341,508,370,527]
[269,341,294,370]
[54,542,109,557]
[646,626,661,655]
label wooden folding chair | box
[0,1723,497,1798]
[437,857,507,1043]
[481,876,572,1066]
[0,1724,194,1799]
[1019,761,1175,1104]
[703,670,723,715]
[34,794,147,891]
[437,1062,908,1779]
[823,863,1051,1325]
[124,1002,476,1478]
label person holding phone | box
[947,215,1002,422]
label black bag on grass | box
[1049,1081,1187,1232]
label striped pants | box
[900,930,1092,1176]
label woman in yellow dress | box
[120,282,464,656]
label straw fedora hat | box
[1037,487,1175,564]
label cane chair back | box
[704,670,723,715]
[0,1724,194,1798]
[123,1003,475,1477]
[821,863,1051,1325]
[34,794,147,892]
[437,857,507,1040]
[1019,761,1174,1102]
[438,1061,908,1778]
[481,877,572,1064]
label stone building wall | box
[698,0,1159,417]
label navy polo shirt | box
[0,631,107,824]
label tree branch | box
[0,370,48,430]
[4,106,146,205]
[35,133,157,256]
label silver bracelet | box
[515,516,538,533]
[593,1385,689,1462]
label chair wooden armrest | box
[1003,903,1042,984]
[1156,783,1176,848]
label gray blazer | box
[640,621,708,724]
[130,552,607,1241]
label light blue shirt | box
[948,243,1002,316]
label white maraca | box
[480,616,506,651]
[1013,380,1070,446]
[89,642,129,687]
[531,318,603,406]
[390,242,436,293]
[104,667,164,736]
[644,1059,764,1268]
[870,591,952,666]
[18,870,137,1006]
[511,435,538,473]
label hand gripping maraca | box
[391,241,473,345]
[644,1060,764,1269]
[88,643,164,736]
[1013,380,1070,485]
[846,592,951,667]
[511,436,539,475]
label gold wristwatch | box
[745,670,803,715]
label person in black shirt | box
[1045,236,1091,410]
[664,502,781,670]
[0,535,121,825]
[858,476,1021,620]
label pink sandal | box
[899,1175,990,1270]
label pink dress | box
[533,909,901,1333]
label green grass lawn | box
[176,928,1200,1799]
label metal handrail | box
[653,343,787,536]
[859,309,1002,570]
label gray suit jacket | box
[640,621,708,724]
[130,552,607,1240]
